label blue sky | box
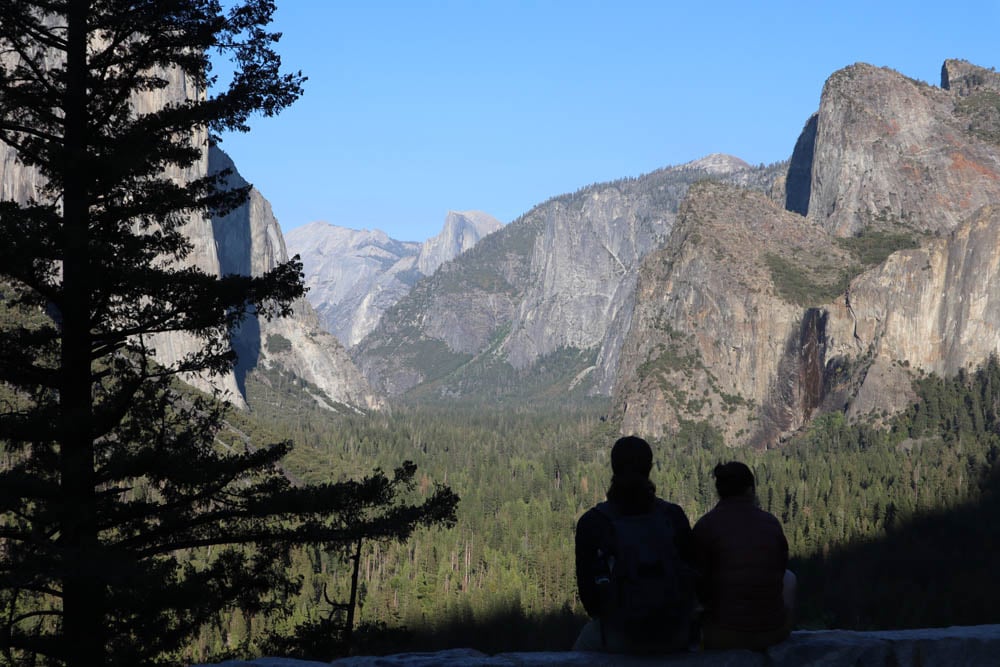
[214,1,999,242]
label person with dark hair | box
[692,461,796,651]
[573,436,696,653]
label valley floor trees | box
[0,2,457,665]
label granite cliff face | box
[354,157,784,399]
[802,63,1000,237]
[614,182,855,445]
[0,61,246,403]
[209,148,380,410]
[0,55,377,411]
[286,223,421,348]
[286,211,500,348]
[615,60,1000,446]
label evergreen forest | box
[183,355,1000,661]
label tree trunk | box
[344,539,363,653]
[60,3,103,665]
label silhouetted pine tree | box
[0,3,457,665]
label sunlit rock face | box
[416,210,503,276]
[286,211,501,349]
[614,60,1000,447]
[613,181,855,447]
[286,223,421,348]
[353,156,782,399]
[209,147,381,410]
[806,62,1000,237]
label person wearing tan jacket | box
[692,461,796,650]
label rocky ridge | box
[804,62,1000,237]
[286,211,501,348]
[353,157,785,400]
[615,60,1000,446]
[416,210,503,276]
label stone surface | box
[941,59,1000,97]
[354,157,784,399]
[416,211,503,277]
[682,153,752,175]
[833,204,1000,420]
[805,63,1000,237]
[0,56,245,403]
[286,211,500,348]
[616,59,1000,444]
[209,148,380,410]
[613,182,855,446]
[193,625,1000,667]
[286,223,421,348]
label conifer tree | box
[0,2,458,665]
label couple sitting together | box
[574,436,796,654]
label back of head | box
[713,461,755,499]
[607,436,656,511]
[611,436,653,478]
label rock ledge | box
[196,624,1000,666]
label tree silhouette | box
[0,3,458,665]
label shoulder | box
[654,498,691,527]
[692,506,715,536]
[753,506,785,529]
[577,504,611,532]
[655,498,685,515]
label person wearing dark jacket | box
[573,436,696,653]
[692,461,796,650]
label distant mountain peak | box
[445,210,503,227]
[287,211,501,348]
[417,211,502,275]
[679,153,751,174]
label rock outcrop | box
[285,224,420,348]
[286,211,500,348]
[210,148,380,410]
[194,625,1000,667]
[941,59,1000,98]
[805,63,1000,237]
[613,59,1000,445]
[832,204,1000,419]
[416,210,503,276]
[0,58,246,403]
[354,157,784,399]
[613,182,855,446]
[780,60,1000,424]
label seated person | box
[692,462,795,651]
[573,436,696,653]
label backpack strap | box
[593,502,618,648]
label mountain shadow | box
[208,147,261,398]
[791,464,1000,630]
[344,482,1000,658]
[785,113,817,216]
[349,604,586,657]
